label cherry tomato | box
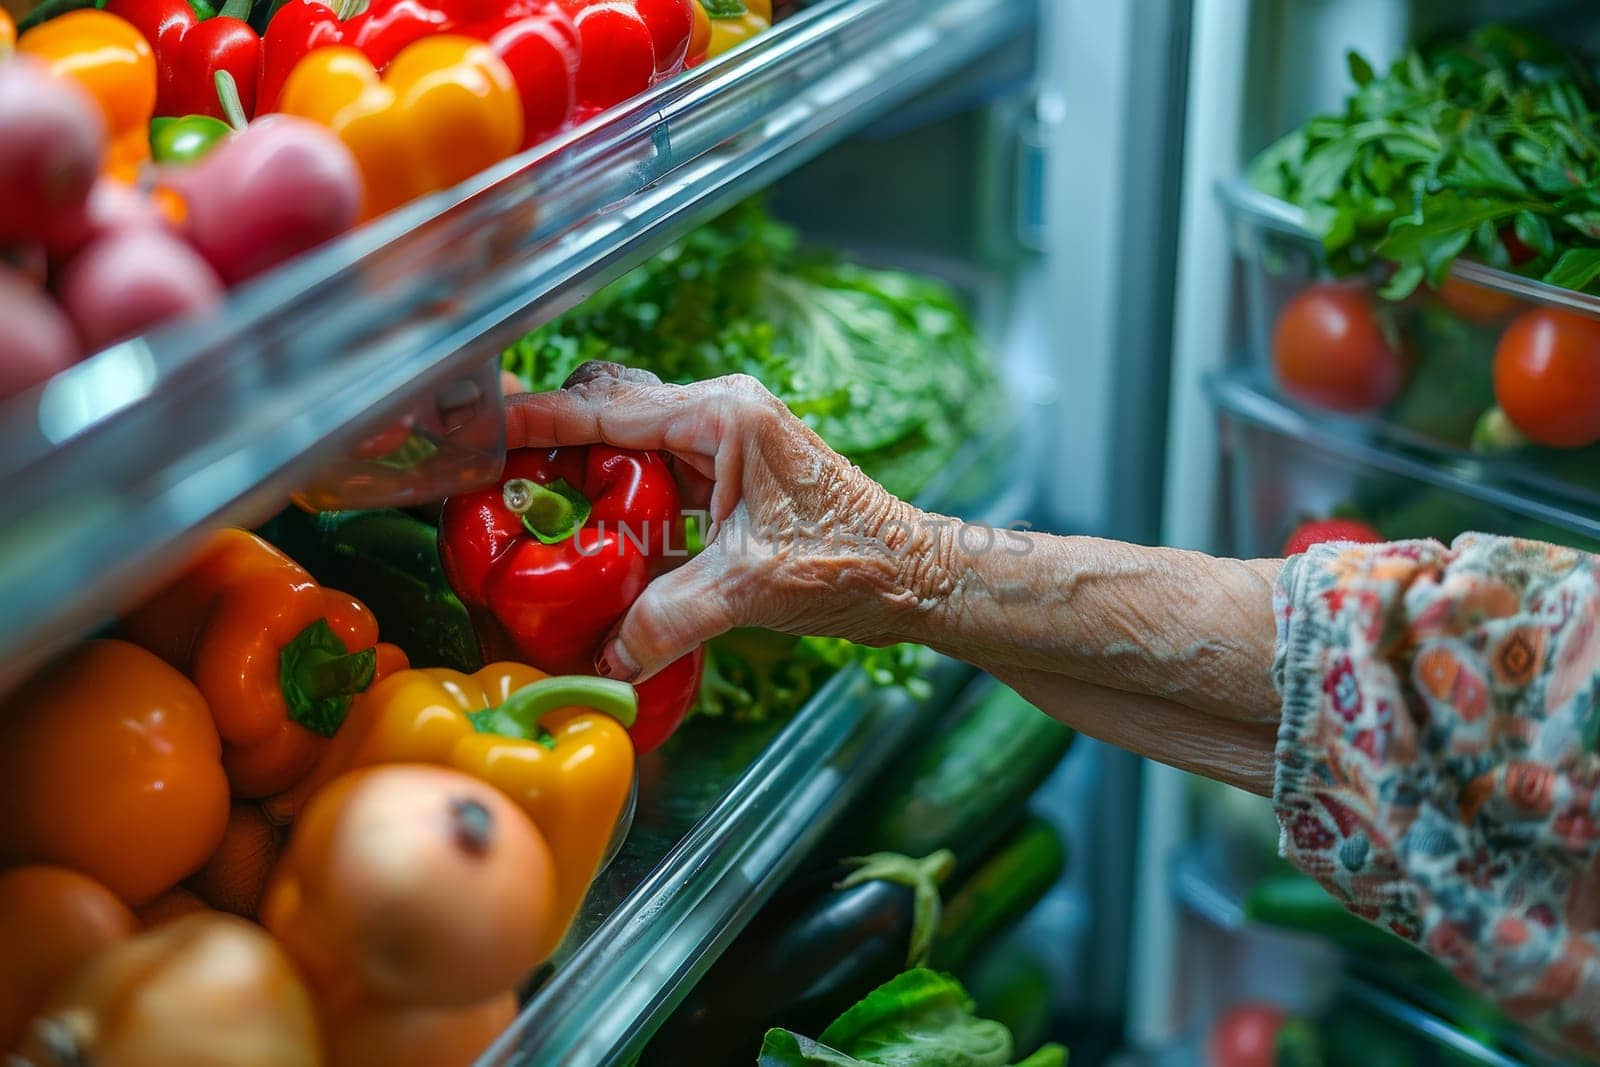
[0,640,231,906]
[1493,308,1600,448]
[1272,282,1406,412]
[1208,1004,1285,1067]
[0,866,136,1050]
[1433,276,1522,324]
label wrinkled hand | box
[505,362,928,682]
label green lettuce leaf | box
[757,970,1068,1067]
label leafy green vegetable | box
[1249,25,1600,296]
[758,970,1067,1067]
[503,200,1000,501]
[504,202,994,724]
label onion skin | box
[0,268,80,402]
[0,866,136,1052]
[327,993,517,1067]
[0,58,105,249]
[164,116,362,287]
[261,764,557,1008]
[55,227,224,352]
[19,913,322,1067]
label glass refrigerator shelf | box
[0,0,1039,694]
[1171,846,1559,1067]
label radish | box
[162,116,362,286]
[0,269,81,402]
[0,59,106,248]
[56,229,224,352]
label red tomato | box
[1493,308,1600,449]
[1208,1004,1286,1067]
[1272,283,1405,413]
[1433,276,1522,324]
[1281,518,1383,557]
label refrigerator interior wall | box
[764,39,1139,1042]
[1143,0,1600,1054]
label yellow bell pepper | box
[0,9,15,55]
[17,10,156,182]
[692,0,771,62]
[286,664,635,962]
[276,35,524,221]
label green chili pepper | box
[150,114,233,163]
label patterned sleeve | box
[1273,533,1600,1056]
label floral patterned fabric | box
[1273,534,1600,1056]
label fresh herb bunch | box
[504,201,997,722]
[1250,25,1600,297]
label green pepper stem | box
[279,618,377,738]
[502,478,592,545]
[293,645,377,702]
[214,70,248,132]
[217,0,251,20]
[468,676,638,740]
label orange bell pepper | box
[277,35,524,221]
[0,640,231,907]
[0,9,15,55]
[17,10,157,181]
[123,529,407,799]
[289,664,635,962]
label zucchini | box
[642,852,952,1067]
[932,816,1066,974]
[256,508,482,671]
[853,681,1074,866]
[1244,872,1408,957]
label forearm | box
[879,513,1284,759]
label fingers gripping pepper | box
[291,664,636,961]
[276,35,523,220]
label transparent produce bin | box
[1221,179,1600,513]
[1213,374,1600,560]
[292,357,506,510]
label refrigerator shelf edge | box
[0,0,1039,693]
[481,419,1042,1067]
[1209,370,1600,546]
[1218,177,1600,315]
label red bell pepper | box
[438,445,703,752]
[558,0,692,119]
[260,0,577,145]
[106,0,260,118]
[258,0,449,114]
[454,0,579,146]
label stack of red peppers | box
[439,446,705,754]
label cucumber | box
[1244,872,1408,956]
[257,508,482,671]
[854,681,1074,866]
[932,816,1066,974]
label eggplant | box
[641,852,952,1067]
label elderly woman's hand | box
[507,362,937,683]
